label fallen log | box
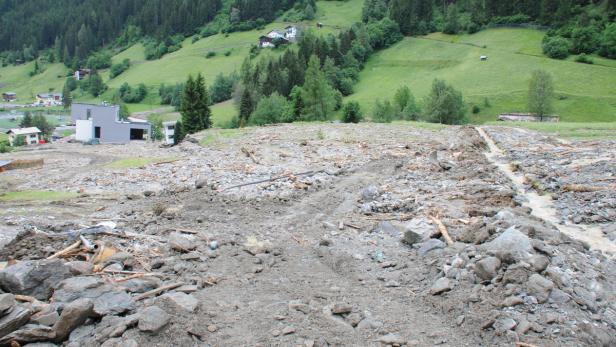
[47,240,82,260]
[241,147,261,164]
[134,282,184,301]
[429,216,454,246]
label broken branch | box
[429,215,454,246]
[134,282,184,301]
[47,240,82,260]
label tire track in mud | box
[476,127,616,256]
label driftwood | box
[169,228,199,234]
[134,282,184,301]
[47,240,82,259]
[153,158,182,166]
[515,343,540,347]
[429,216,454,246]
[241,147,261,164]
[563,184,611,193]
[220,170,325,192]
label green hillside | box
[347,28,616,123]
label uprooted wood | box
[429,215,454,246]
[241,146,260,164]
[220,170,325,192]
[47,240,82,259]
[134,282,185,301]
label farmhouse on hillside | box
[2,92,17,102]
[36,92,62,106]
[74,68,91,81]
[6,127,42,146]
[72,103,151,144]
[259,25,299,48]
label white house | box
[6,127,42,146]
[162,121,176,145]
[480,55,488,61]
[266,30,286,39]
[36,93,63,106]
[285,26,299,41]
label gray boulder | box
[475,257,501,282]
[160,292,199,313]
[362,185,379,201]
[53,298,94,341]
[0,305,31,337]
[430,277,452,295]
[526,274,554,303]
[0,324,55,345]
[0,293,16,316]
[481,227,532,261]
[93,291,135,316]
[0,260,72,300]
[138,306,170,334]
[168,232,197,252]
[418,239,446,256]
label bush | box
[372,99,396,123]
[224,50,232,56]
[118,83,147,103]
[424,79,466,124]
[472,105,481,114]
[210,72,238,104]
[599,23,616,59]
[206,51,216,58]
[86,51,112,69]
[542,36,571,59]
[342,101,363,123]
[109,59,130,79]
[575,53,594,64]
[571,27,599,54]
[250,93,293,125]
[0,142,12,153]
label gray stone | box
[120,277,162,293]
[362,185,379,201]
[65,261,94,276]
[331,303,352,315]
[528,255,549,273]
[493,318,517,334]
[345,312,363,327]
[526,274,554,304]
[376,333,405,345]
[138,306,170,333]
[0,260,72,300]
[548,288,571,304]
[0,305,31,337]
[31,310,60,327]
[372,221,400,237]
[0,324,55,345]
[573,286,598,312]
[169,233,197,252]
[51,277,106,303]
[195,178,208,189]
[67,324,95,343]
[53,298,94,341]
[501,296,523,307]
[418,239,446,256]
[0,293,15,315]
[160,292,199,313]
[474,257,501,281]
[481,227,532,261]
[430,277,452,295]
[93,291,135,316]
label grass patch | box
[348,28,616,124]
[200,129,243,146]
[106,156,177,169]
[485,121,616,140]
[0,190,78,202]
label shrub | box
[0,142,12,153]
[109,59,130,79]
[424,79,466,124]
[571,27,599,54]
[472,105,481,114]
[542,36,571,59]
[599,23,616,59]
[224,50,232,56]
[249,93,293,125]
[342,101,363,123]
[575,53,594,64]
[206,51,216,58]
[118,83,147,103]
[372,99,396,123]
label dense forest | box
[0,0,309,65]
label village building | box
[6,127,42,146]
[285,26,298,41]
[260,26,298,48]
[162,121,176,145]
[2,92,17,102]
[36,93,62,106]
[74,68,91,81]
[72,103,151,144]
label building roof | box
[7,127,42,135]
[37,93,62,98]
[162,121,177,126]
[0,160,12,168]
[2,92,16,96]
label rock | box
[526,274,554,304]
[53,298,94,341]
[372,221,400,237]
[160,292,199,313]
[93,291,135,316]
[345,312,363,327]
[195,178,208,189]
[138,306,170,334]
[418,239,446,256]
[501,296,523,307]
[289,300,310,314]
[65,261,94,276]
[474,257,501,281]
[120,277,162,294]
[0,324,55,345]
[430,277,452,295]
[331,303,352,315]
[282,326,295,335]
[573,286,598,312]
[0,305,31,337]
[495,210,515,221]
[515,320,531,334]
[244,237,271,255]
[22,343,59,347]
[0,259,72,300]
[493,317,517,334]
[481,227,532,261]
[548,288,571,304]
[52,277,106,303]
[528,255,549,272]
[376,333,405,345]
[207,324,218,332]
[168,232,197,252]
[0,293,15,315]
[362,185,379,201]
[31,311,60,327]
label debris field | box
[0,123,614,347]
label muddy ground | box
[0,123,614,347]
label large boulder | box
[53,298,94,341]
[481,227,532,261]
[138,306,170,334]
[474,257,501,282]
[168,233,197,252]
[527,274,554,304]
[0,260,72,300]
[0,305,31,337]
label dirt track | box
[0,123,614,346]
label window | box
[94,127,101,139]
[29,134,37,139]
[167,125,175,130]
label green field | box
[0,190,78,202]
[347,28,616,123]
